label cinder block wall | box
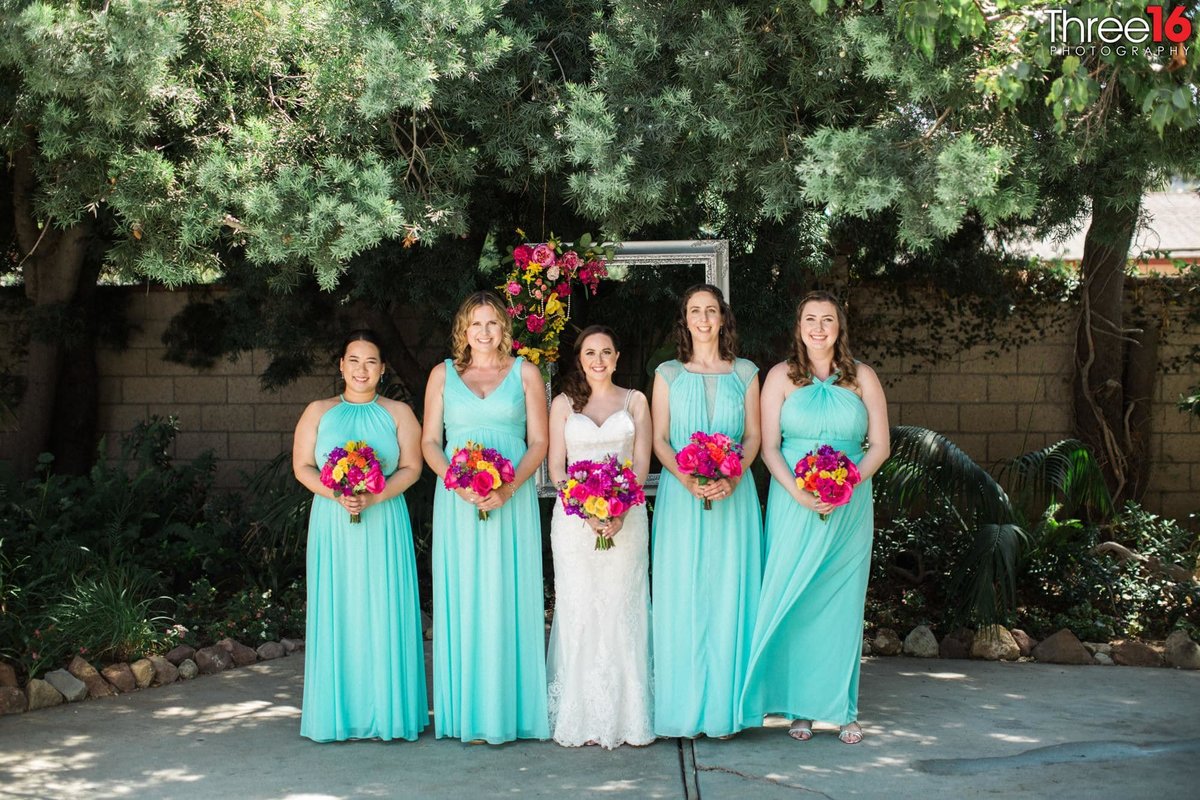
[7,285,1198,521]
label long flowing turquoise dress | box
[432,357,549,743]
[652,358,763,738]
[301,396,428,742]
[740,374,872,726]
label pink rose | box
[472,471,496,497]
[711,433,732,449]
[607,497,627,517]
[506,281,522,295]
[499,461,515,483]
[560,250,580,270]
[844,461,862,486]
[451,449,469,466]
[319,462,334,486]
[532,243,554,266]
[719,454,743,478]
[513,244,533,267]
[676,447,699,474]
[364,467,386,494]
[526,315,546,333]
[555,282,571,297]
[570,483,590,502]
[546,265,561,282]
[823,481,853,506]
[506,304,520,317]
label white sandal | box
[787,719,814,741]
[838,723,863,744]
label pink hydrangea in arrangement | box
[794,444,862,521]
[444,441,516,520]
[320,441,386,523]
[675,431,745,510]
[558,455,646,551]
[499,231,614,370]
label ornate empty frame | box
[536,239,731,497]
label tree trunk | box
[1072,194,1139,501]
[1121,321,1158,502]
[0,148,92,478]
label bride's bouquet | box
[444,441,516,521]
[558,455,646,551]
[794,444,862,521]
[320,440,386,523]
[675,431,744,510]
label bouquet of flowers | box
[444,441,516,520]
[320,441,386,523]
[499,231,614,372]
[794,444,862,521]
[675,431,745,510]
[558,455,646,551]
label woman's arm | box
[292,399,335,496]
[651,371,708,502]
[629,390,653,487]
[547,393,572,485]
[854,363,891,480]
[420,363,450,478]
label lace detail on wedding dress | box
[547,398,655,748]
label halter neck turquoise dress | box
[301,395,427,742]
[432,357,549,743]
[740,373,873,727]
[652,358,763,738]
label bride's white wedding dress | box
[547,392,655,748]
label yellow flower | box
[583,495,610,519]
[482,463,501,488]
[545,294,564,316]
[518,346,543,364]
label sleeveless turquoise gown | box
[740,374,872,726]
[432,357,549,743]
[301,396,428,742]
[652,358,763,738]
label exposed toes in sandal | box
[838,724,863,745]
[788,720,814,741]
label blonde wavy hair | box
[451,291,513,371]
[786,291,858,389]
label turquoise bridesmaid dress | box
[651,358,763,738]
[432,356,549,743]
[740,374,872,726]
[301,396,428,742]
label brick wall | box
[6,285,1199,522]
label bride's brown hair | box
[786,291,858,389]
[561,325,620,413]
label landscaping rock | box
[873,628,902,656]
[0,661,17,687]
[1112,640,1162,668]
[422,611,434,641]
[1010,629,1037,658]
[25,679,64,711]
[862,638,872,656]
[130,658,155,689]
[1032,629,1095,665]
[195,646,234,674]
[101,663,137,694]
[971,625,1021,661]
[148,656,178,686]
[939,628,974,659]
[1094,652,1115,666]
[217,638,258,667]
[1164,630,1200,670]
[178,659,199,680]
[1082,642,1112,656]
[256,642,285,661]
[44,669,88,702]
[903,625,939,658]
[0,686,27,715]
[165,645,196,666]
[281,637,304,654]
[68,655,115,698]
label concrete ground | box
[1,654,1198,799]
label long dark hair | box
[562,325,620,412]
[785,291,858,388]
[674,283,737,363]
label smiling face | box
[340,339,383,395]
[798,299,839,357]
[466,303,506,356]
[685,289,723,346]
[578,332,618,385]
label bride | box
[546,325,655,748]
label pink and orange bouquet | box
[675,431,745,510]
[320,440,386,523]
[444,441,516,521]
[794,444,862,521]
[558,455,646,551]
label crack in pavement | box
[915,738,1200,775]
[695,764,838,797]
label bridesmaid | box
[421,291,550,744]
[739,291,890,744]
[650,284,763,739]
[293,330,427,741]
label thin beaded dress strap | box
[623,389,633,412]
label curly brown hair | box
[785,291,858,389]
[561,325,620,412]
[450,291,513,371]
[674,284,737,363]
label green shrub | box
[45,567,173,665]
[174,578,304,647]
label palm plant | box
[874,427,1113,624]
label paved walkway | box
[2,654,1198,799]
